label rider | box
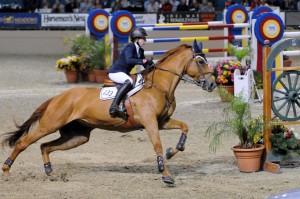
[107,27,153,118]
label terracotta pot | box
[232,144,265,173]
[283,59,292,67]
[217,85,234,102]
[80,71,89,82]
[88,71,96,82]
[94,69,108,83]
[64,71,79,83]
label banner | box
[133,14,157,24]
[157,12,216,23]
[41,13,87,27]
[0,13,40,28]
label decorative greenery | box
[79,52,94,72]
[209,60,246,86]
[270,122,300,155]
[206,95,265,152]
[67,34,93,57]
[63,35,111,71]
[56,55,81,72]
[227,43,252,62]
[253,70,263,89]
[89,39,111,70]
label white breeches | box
[108,72,133,85]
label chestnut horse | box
[1,40,216,184]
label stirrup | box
[110,109,128,120]
[109,105,120,117]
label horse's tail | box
[2,98,53,148]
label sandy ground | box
[1,54,300,199]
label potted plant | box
[205,95,266,172]
[227,42,252,63]
[67,34,93,57]
[89,39,111,83]
[56,55,81,83]
[66,34,95,82]
[80,52,96,82]
[209,60,247,102]
[269,121,300,162]
[283,54,292,67]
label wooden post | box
[263,40,272,152]
[262,40,281,174]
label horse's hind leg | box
[2,127,54,174]
[40,121,92,175]
[160,118,188,159]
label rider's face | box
[137,37,146,47]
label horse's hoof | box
[166,148,173,159]
[2,171,12,176]
[162,176,174,184]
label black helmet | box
[130,27,148,41]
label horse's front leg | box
[160,118,188,159]
[142,118,174,184]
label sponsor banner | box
[41,13,87,27]
[157,12,216,23]
[133,14,157,25]
[0,13,40,28]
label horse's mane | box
[156,44,191,65]
[140,44,191,76]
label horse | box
[1,39,216,184]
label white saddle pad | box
[100,74,144,100]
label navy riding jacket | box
[107,42,145,75]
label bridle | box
[149,51,213,88]
[143,50,213,111]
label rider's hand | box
[145,59,154,66]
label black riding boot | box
[109,80,132,118]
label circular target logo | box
[225,5,248,24]
[93,14,108,31]
[111,10,135,39]
[263,19,280,39]
[232,9,246,23]
[87,9,110,38]
[254,13,284,45]
[116,16,133,34]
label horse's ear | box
[193,39,200,53]
[198,42,203,52]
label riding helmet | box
[130,27,148,41]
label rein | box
[143,52,212,111]
[152,53,212,87]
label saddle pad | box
[100,74,144,100]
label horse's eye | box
[198,60,204,64]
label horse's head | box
[186,39,216,92]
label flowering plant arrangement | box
[209,60,247,86]
[56,55,81,72]
[269,121,300,155]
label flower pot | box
[80,71,89,82]
[64,71,79,83]
[283,59,292,67]
[232,144,265,173]
[217,85,234,102]
[88,71,96,82]
[94,69,108,83]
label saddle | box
[103,75,138,87]
[100,74,144,101]
[100,74,144,121]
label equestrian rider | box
[107,27,153,118]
